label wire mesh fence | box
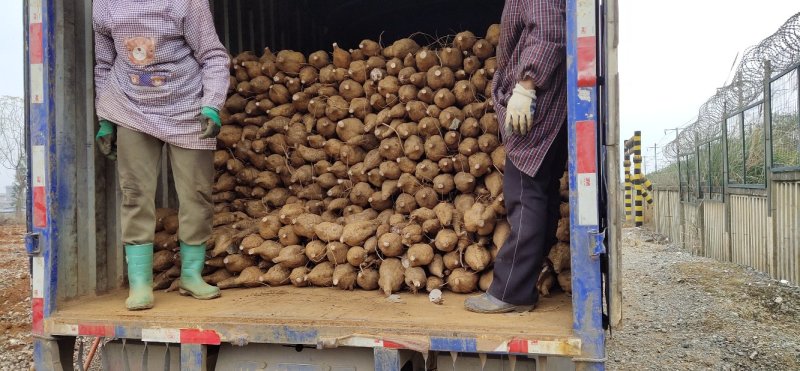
[772,68,800,169]
[651,12,800,196]
[647,12,800,284]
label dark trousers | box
[488,124,568,305]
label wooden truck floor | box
[48,287,577,354]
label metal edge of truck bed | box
[42,287,581,357]
[43,317,581,357]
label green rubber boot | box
[125,244,154,310]
[179,242,221,300]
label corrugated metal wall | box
[774,181,800,283]
[703,201,727,262]
[651,182,799,284]
[683,203,703,255]
[730,195,770,273]
[654,190,681,244]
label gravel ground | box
[608,228,800,371]
[0,225,102,371]
[1,224,798,370]
[0,224,33,371]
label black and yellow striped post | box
[632,131,644,227]
[640,183,654,204]
[624,138,634,222]
[624,157,632,221]
[643,178,654,192]
[641,177,654,204]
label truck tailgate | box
[48,288,578,355]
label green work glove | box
[96,119,117,160]
[199,106,221,139]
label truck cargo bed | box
[49,288,577,353]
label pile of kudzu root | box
[149,24,572,297]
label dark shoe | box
[464,293,534,313]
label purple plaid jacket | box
[93,0,230,150]
[492,0,567,177]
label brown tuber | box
[340,220,379,246]
[404,267,427,294]
[332,264,357,290]
[346,246,368,266]
[435,229,458,252]
[378,258,405,296]
[378,232,404,257]
[465,244,491,271]
[468,152,492,177]
[454,31,477,51]
[290,267,310,287]
[357,268,380,290]
[433,174,455,195]
[464,202,497,236]
[426,66,455,90]
[272,245,308,269]
[224,254,256,273]
[308,262,334,287]
[479,270,493,292]
[548,242,571,273]
[429,254,445,278]
[447,268,478,293]
[260,265,290,286]
[407,243,434,267]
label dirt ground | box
[608,228,800,371]
[1,224,798,370]
[0,224,32,370]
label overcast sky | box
[0,1,22,99]
[0,1,22,191]
[619,0,800,173]
[0,1,798,187]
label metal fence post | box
[763,59,777,277]
[721,101,733,262]
[669,128,686,249]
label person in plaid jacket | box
[92,0,229,310]
[466,0,568,313]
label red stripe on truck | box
[29,23,43,64]
[577,36,597,87]
[33,187,46,228]
[31,298,43,334]
[576,120,597,173]
[78,324,114,337]
[507,339,529,354]
[180,329,221,345]
[382,340,404,349]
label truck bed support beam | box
[374,347,402,371]
[180,344,207,371]
[33,336,75,371]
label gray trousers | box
[117,126,214,246]
[488,124,567,305]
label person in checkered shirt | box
[465,0,568,313]
[92,0,229,310]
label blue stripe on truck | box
[271,326,319,344]
[429,337,478,352]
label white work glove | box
[504,83,537,136]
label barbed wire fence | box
[650,12,800,197]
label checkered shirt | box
[93,0,230,150]
[492,0,568,177]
